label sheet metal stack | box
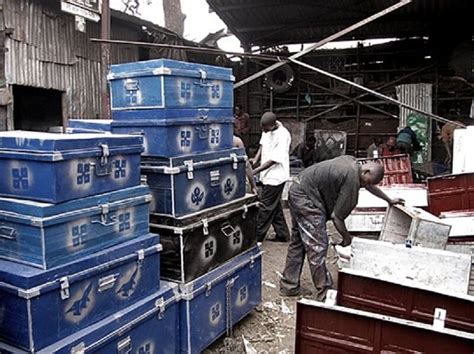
[0,132,181,353]
[107,59,262,353]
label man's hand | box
[339,235,353,247]
[249,158,257,167]
[251,187,259,196]
[389,198,405,205]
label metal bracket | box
[156,297,166,319]
[98,273,119,292]
[249,255,255,269]
[230,153,238,170]
[0,225,16,240]
[242,204,248,220]
[325,289,338,306]
[202,218,209,235]
[59,277,70,300]
[71,342,85,354]
[205,282,212,297]
[117,336,132,354]
[210,170,220,187]
[99,143,110,165]
[184,160,194,180]
[405,239,413,248]
[433,308,446,330]
[137,249,145,265]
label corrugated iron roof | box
[207,0,474,46]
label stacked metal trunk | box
[0,132,181,353]
[108,59,262,354]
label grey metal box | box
[380,204,451,249]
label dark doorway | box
[13,86,63,132]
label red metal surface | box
[358,154,413,186]
[427,173,474,216]
[337,270,474,333]
[295,301,474,354]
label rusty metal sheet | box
[427,173,474,216]
[359,154,413,186]
[295,299,474,354]
[337,268,474,333]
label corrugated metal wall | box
[4,0,141,119]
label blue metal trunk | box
[111,115,234,157]
[178,245,262,353]
[0,234,162,352]
[150,195,258,283]
[142,148,247,217]
[0,186,151,269]
[0,132,143,203]
[108,59,234,113]
[67,119,112,133]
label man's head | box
[359,161,384,187]
[305,136,316,149]
[386,136,397,152]
[260,112,278,133]
[234,105,242,116]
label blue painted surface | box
[111,115,234,157]
[0,186,151,269]
[108,59,234,110]
[67,119,112,133]
[178,245,262,354]
[112,107,232,121]
[0,234,163,352]
[0,131,143,203]
[142,148,247,217]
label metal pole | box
[301,79,398,120]
[290,58,464,127]
[100,0,111,120]
[234,0,412,89]
[91,38,280,61]
[307,64,435,121]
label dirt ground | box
[205,211,342,354]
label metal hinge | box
[59,277,70,300]
[156,297,166,319]
[230,153,238,170]
[184,160,194,179]
[202,218,209,235]
[325,289,338,306]
[249,255,255,269]
[205,282,212,297]
[137,249,145,265]
[199,69,207,81]
[433,308,446,330]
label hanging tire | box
[265,64,295,94]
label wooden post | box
[100,0,111,119]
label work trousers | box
[256,182,290,242]
[280,182,333,300]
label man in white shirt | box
[251,112,291,242]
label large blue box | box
[0,185,151,269]
[111,114,234,157]
[67,119,112,133]
[150,195,258,283]
[0,131,143,203]
[142,148,247,217]
[0,234,162,352]
[108,59,234,113]
[178,245,262,353]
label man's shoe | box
[269,237,288,243]
[279,287,301,297]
